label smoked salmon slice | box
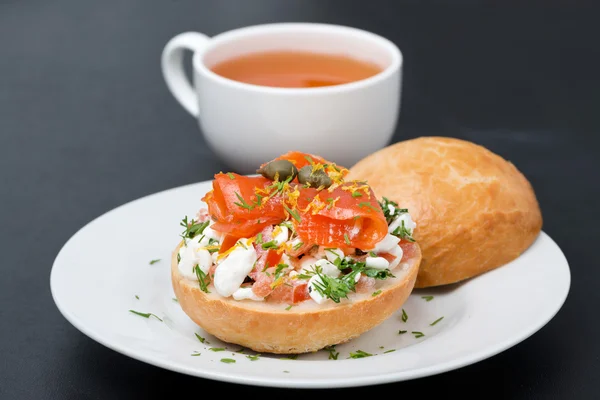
[202,173,286,238]
[294,183,388,250]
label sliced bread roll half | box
[171,241,421,354]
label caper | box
[297,165,332,188]
[257,159,298,181]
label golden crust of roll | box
[171,241,421,354]
[346,136,543,288]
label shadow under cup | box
[177,24,403,173]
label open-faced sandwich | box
[171,151,422,354]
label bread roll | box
[346,136,542,288]
[171,241,422,354]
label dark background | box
[1,1,598,398]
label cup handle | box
[161,32,210,117]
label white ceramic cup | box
[161,23,403,173]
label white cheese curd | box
[213,244,257,297]
[389,212,417,235]
[366,256,390,270]
[272,225,289,246]
[387,204,396,216]
[232,287,264,301]
[387,245,404,270]
[314,259,341,277]
[324,248,344,263]
[178,240,213,279]
[369,233,400,253]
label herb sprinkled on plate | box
[430,316,444,326]
[401,308,408,322]
[129,310,162,321]
[149,259,161,265]
[421,295,434,302]
[349,350,373,358]
[220,358,236,364]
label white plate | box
[50,181,571,388]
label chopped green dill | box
[369,251,377,257]
[430,316,444,326]
[391,220,415,242]
[128,310,162,321]
[149,259,161,265]
[349,350,373,359]
[233,192,255,211]
[135,295,139,300]
[195,333,206,343]
[283,370,290,373]
[246,354,260,361]
[384,349,396,354]
[401,308,408,322]
[412,331,425,338]
[398,330,407,334]
[283,204,301,222]
[306,258,395,303]
[209,347,226,352]
[255,233,263,244]
[191,351,201,356]
[351,191,362,198]
[179,217,210,240]
[220,358,236,363]
[194,265,211,293]
[324,345,339,360]
[235,348,245,353]
[378,197,409,224]
[353,215,361,220]
[304,155,314,164]
[292,241,304,251]
[172,297,179,302]
[226,172,235,180]
[261,240,278,250]
[421,295,434,302]
[344,233,351,245]
[372,290,382,297]
[280,354,298,360]
[285,305,292,311]
[273,263,288,280]
[358,202,378,212]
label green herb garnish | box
[256,233,263,244]
[135,295,139,300]
[384,349,396,353]
[180,217,210,240]
[421,295,434,302]
[349,350,373,359]
[209,347,226,352]
[412,331,425,338]
[194,265,211,293]
[430,316,444,326]
[292,241,304,251]
[191,351,201,356]
[220,358,236,363]
[246,354,260,361]
[372,290,382,296]
[324,345,339,360]
[391,220,415,242]
[129,310,162,321]
[398,330,407,334]
[351,191,362,198]
[227,172,235,180]
[149,259,161,265]
[195,333,206,343]
[344,233,351,245]
[401,308,408,322]
[172,297,179,302]
[285,305,292,311]
[233,192,255,211]
[283,204,301,222]
[261,240,278,250]
[358,202,378,212]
